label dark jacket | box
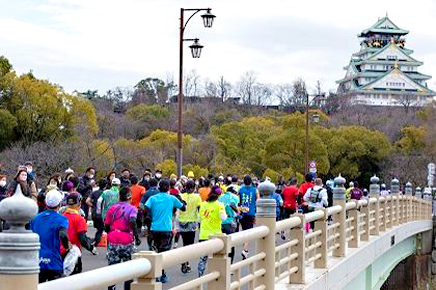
[6,179,37,200]
[0,185,7,202]
[78,175,93,199]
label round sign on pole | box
[309,161,317,168]
[309,167,317,173]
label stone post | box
[369,175,380,236]
[131,251,162,290]
[423,188,432,220]
[415,186,421,221]
[405,182,413,222]
[0,185,40,290]
[333,174,346,257]
[380,191,386,232]
[208,234,231,290]
[255,180,276,290]
[290,214,305,284]
[361,197,370,241]
[348,200,359,248]
[314,208,327,268]
[417,187,424,220]
[391,178,400,226]
[385,195,392,229]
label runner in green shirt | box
[198,185,226,277]
[179,180,201,274]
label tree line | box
[0,55,435,187]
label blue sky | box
[1,0,436,95]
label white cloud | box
[0,0,435,94]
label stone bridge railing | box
[0,176,432,290]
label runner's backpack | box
[308,187,323,204]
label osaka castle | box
[336,16,435,106]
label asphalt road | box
[81,227,258,290]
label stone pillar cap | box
[258,180,276,196]
[370,175,380,184]
[0,184,38,232]
[334,174,346,186]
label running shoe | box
[241,249,249,260]
[160,273,168,283]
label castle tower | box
[336,16,435,106]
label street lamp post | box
[177,8,215,177]
[304,93,320,174]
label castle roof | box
[359,16,409,36]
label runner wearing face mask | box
[139,170,152,190]
[154,170,162,181]
[0,175,7,202]
[24,161,35,182]
[7,166,37,200]
[77,167,96,221]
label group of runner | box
[0,164,377,289]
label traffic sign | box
[309,167,317,173]
[309,161,317,168]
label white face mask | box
[27,168,32,173]
[0,181,6,187]
[89,174,94,179]
[155,174,162,179]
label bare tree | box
[183,69,201,97]
[204,79,218,98]
[217,76,232,102]
[274,83,294,107]
[252,83,272,106]
[164,72,178,102]
[237,71,257,105]
[393,94,419,113]
[292,78,308,107]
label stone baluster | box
[208,234,231,290]
[416,187,423,220]
[314,208,328,268]
[405,182,413,222]
[131,251,163,290]
[348,200,359,248]
[415,186,422,221]
[333,174,346,257]
[0,184,40,290]
[369,175,380,235]
[391,178,400,226]
[255,180,276,290]
[361,195,370,241]
[290,214,305,284]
